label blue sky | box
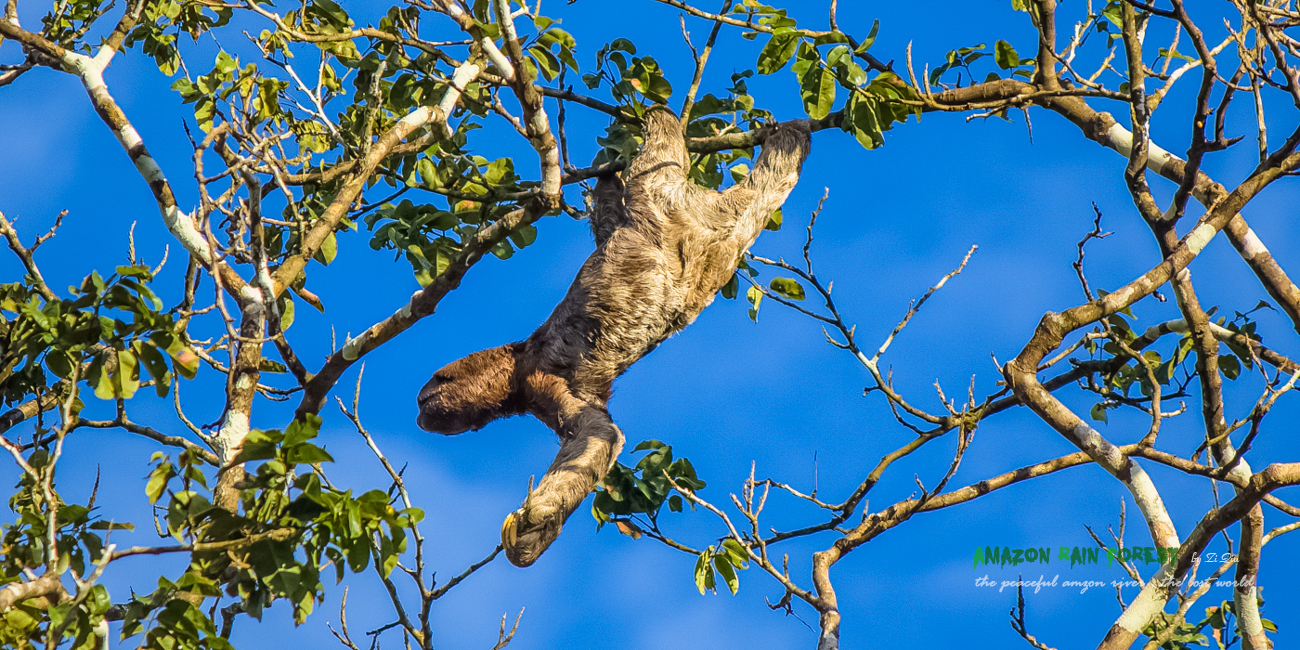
[3,0,1299,647]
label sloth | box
[416,105,811,567]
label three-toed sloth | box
[417,105,811,566]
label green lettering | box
[1159,546,1179,565]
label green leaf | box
[87,584,111,615]
[845,94,884,150]
[813,31,848,46]
[381,547,400,578]
[309,0,352,28]
[258,359,288,373]
[856,20,880,52]
[757,33,798,74]
[89,356,112,400]
[765,207,783,231]
[799,66,836,120]
[791,40,815,76]
[729,163,750,183]
[287,444,334,465]
[528,44,561,81]
[609,37,636,54]
[347,540,370,572]
[693,547,716,595]
[134,340,172,397]
[89,521,136,531]
[314,231,338,266]
[1206,604,1226,629]
[1090,402,1109,424]
[714,553,739,595]
[277,293,295,331]
[834,59,868,88]
[721,539,749,568]
[116,348,140,399]
[214,50,238,76]
[994,40,1020,69]
[484,158,515,186]
[720,274,739,299]
[284,414,321,446]
[508,224,537,249]
[1218,354,1241,380]
[746,285,764,322]
[170,347,200,380]
[825,44,850,69]
[417,158,440,189]
[232,429,280,463]
[145,461,175,504]
[769,277,806,301]
[45,350,74,380]
[622,55,673,102]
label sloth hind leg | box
[502,403,624,567]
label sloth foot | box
[501,506,565,567]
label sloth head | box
[417,343,521,434]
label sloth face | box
[416,344,518,434]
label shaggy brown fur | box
[417,106,810,566]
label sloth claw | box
[501,506,564,567]
[501,510,519,548]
